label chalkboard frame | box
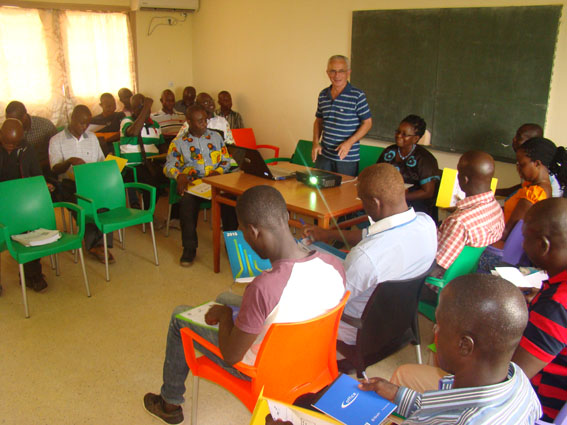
[351,6,562,163]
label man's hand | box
[67,157,86,166]
[265,414,292,425]
[335,140,354,160]
[311,143,322,162]
[358,377,399,402]
[46,183,55,192]
[205,304,233,326]
[302,225,329,243]
[176,174,190,195]
[207,170,220,177]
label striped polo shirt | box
[395,363,541,424]
[520,270,567,421]
[315,82,371,162]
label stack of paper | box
[492,267,547,289]
[11,228,61,247]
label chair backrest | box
[0,176,56,236]
[291,140,315,167]
[358,144,384,174]
[357,268,430,366]
[443,245,486,283]
[502,219,527,265]
[251,292,349,402]
[232,128,257,150]
[74,161,126,212]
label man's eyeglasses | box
[395,130,418,138]
[327,69,348,76]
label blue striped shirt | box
[315,82,371,162]
[395,363,542,424]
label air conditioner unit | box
[131,0,199,11]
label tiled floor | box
[0,199,435,425]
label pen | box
[362,371,369,383]
[299,218,306,226]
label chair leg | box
[149,222,159,266]
[192,375,199,425]
[55,253,60,276]
[141,196,146,233]
[71,219,78,263]
[415,344,423,364]
[77,248,91,297]
[60,207,67,232]
[49,255,56,270]
[19,264,30,318]
[203,207,207,222]
[166,204,172,237]
[103,233,110,282]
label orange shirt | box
[503,182,548,223]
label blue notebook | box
[223,231,272,283]
[313,374,397,425]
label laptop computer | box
[228,145,296,181]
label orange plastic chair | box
[180,292,350,423]
[232,128,280,158]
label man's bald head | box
[513,123,543,152]
[357,163,407,220]
[438,274,528,364]
[457,151,495,196]
[523,198,567,275]
[0,118,24,153]
[5,101,31,130]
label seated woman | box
[479,137,567,270]
[377,115,440,219]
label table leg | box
[211,187,221,273]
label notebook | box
[228,145,295,180]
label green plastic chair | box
[74,160,159,282]
[264,140,314,167]
[418,245,486,322]
[165,178,211,237]
[358,144,384,174]
[0,176,90,318]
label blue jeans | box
[314,155,359,177]
[160,295,249,405]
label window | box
[0,6,136,125]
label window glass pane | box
[64,11,133,98]
[0,7,52,103]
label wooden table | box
[203,163,364,273]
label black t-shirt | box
[90,112,125,133]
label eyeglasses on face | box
[327,69,348,75]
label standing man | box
[215,90,244,130]
[174,86,196,115]
[5,100,57,174]
[312,55,372,177]
[151,89,186,142]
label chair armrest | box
[53,202,86,237]
[340,312,363,329]
[124,182,157,211]
[256,145,279,158]
[0,222,17,254]
[264,157,291,164]
[424,276,446,289]
[180,327,258,379]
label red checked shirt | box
[436,191,504,269]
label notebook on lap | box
[228,145,295,181]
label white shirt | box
[48,128,104,180]
[175,115,234,144]
[338,208,437,345]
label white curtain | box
[0,6,136,127]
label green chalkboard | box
[351,6,561,162]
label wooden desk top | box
[203,163,362,219]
